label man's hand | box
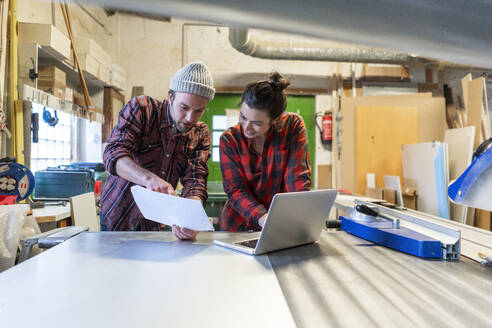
[115,157,177,196]
[258,214,268,228]
[172,225,198,240]
[144,174,177,196]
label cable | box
[472,137,492,161]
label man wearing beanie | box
[100,62,215,239]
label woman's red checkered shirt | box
[219,112,311,232]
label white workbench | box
[0,231,491,327]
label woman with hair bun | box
[219,72,312,232]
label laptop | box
[214,189,338,255]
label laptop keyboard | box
[235,239,258,249]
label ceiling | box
[84,0,492,69]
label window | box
[30,103,73,173]
[211,115,227,162]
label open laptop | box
[214,189,338,255]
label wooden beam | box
[9,0,23,163]
[59,1,94,120]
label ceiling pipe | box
[229,28,437,67]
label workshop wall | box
[19,0,119,111]
[21,1,463,188]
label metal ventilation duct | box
[228,28,434,66]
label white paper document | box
[131,186,214,231]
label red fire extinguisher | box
[316,111,332,144]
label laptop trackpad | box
[235,239,258,249]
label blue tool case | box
[34,167,95,200]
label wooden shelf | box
[22,84,104,124]
[38,45,106,90]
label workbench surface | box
[1,231,490,328]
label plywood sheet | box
[70,192,99,232]
[354,106,418,195]
[317,164,332,189]
[444,127,475,222]
[341,94,445,193]
[402,142,449,218]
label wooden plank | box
[103,87,125,142]
[33,204,71,223]
[444,127,475,223]
[461,73,472,124]
[341,94,444,193]
[418,83,441,97]
[342,81,362,97]
[475,210,491,231]
[466,77,486,147]
[481,77,491,139]
[425,68,433,83]
[354,106,418,195]
[0,0,8,156]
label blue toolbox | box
[34,167,95,200]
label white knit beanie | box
[169,62,215,100]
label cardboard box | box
[110,63,126,90]
[65,87,73,103]
[73,93,86,107]
[383,188,396,204]
[365,187,397,205]
[79,53,111,84]
[402,187,418,210]
[362,64,410,82]
[37,66,66,98]
[365,187,383,200]
[78,37,112,67]
[38,66,66,84]
[18,23,71,59]
[48,87,65,99]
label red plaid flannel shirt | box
[100,96,210,231]
[219,112,311,231]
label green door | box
[201,94,316,183]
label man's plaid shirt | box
[100,96,210,231]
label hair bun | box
[269,72,290,92]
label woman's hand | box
[258,214,268,228]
